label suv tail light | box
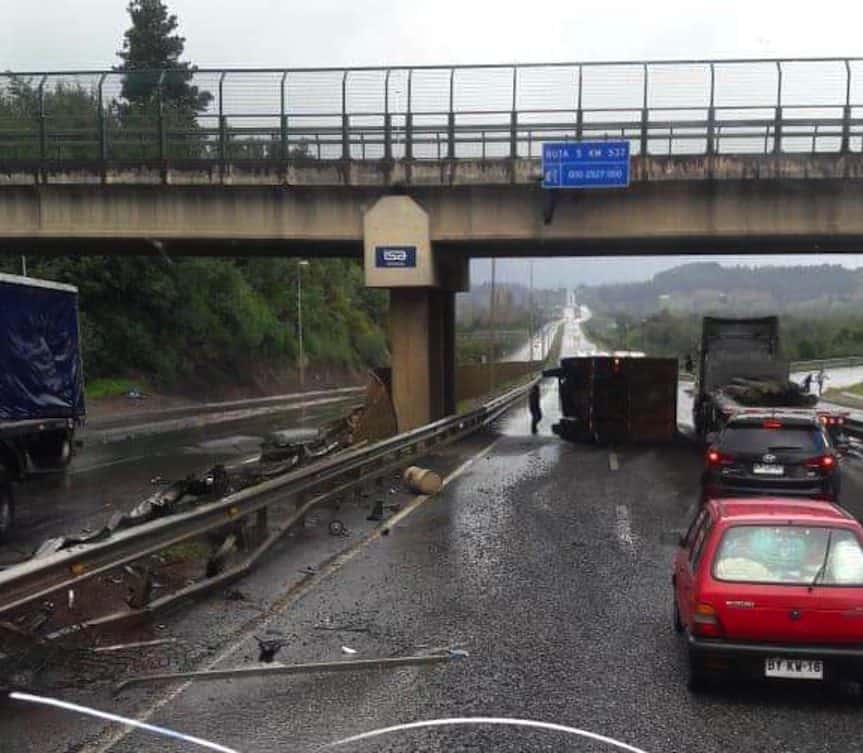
[692,603,723,638]
[819,414,846,426]
[806,455,837,474]
[706,449,733,467]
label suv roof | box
[706,497,853,525]
[726,413,820,428]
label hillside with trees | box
[581,262,863,361]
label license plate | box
[765,658,823,680]
[753,464,784,475]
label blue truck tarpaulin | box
[0,276,85,422]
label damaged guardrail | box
[0,380,534,631]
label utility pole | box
[297,259,310,390]
[20,255,27,277]
[489,258,497,392]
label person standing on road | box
[817,368,827,397]
[802,373,813,393]
[529,383,542,435]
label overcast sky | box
[3,1,861,284]
[3,0,862,71]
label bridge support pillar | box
[389,288,455,431]
[364,195,466,432]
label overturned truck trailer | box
[544,356,678,443]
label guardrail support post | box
[773,62,783,155]
[384,113,392,161]
[37,76,46,171]
[447,68,455,159]
[280,72,288,161]
[125,565,154,610]
[255,507,269,540]
[342,113,350,160]
[640,64,649,162]
[405,69,413,160]
[98,73,108,164]
[384,69,392,161]
[640,107,649,162]
[842,105,852,153]
[510,110,518,159]
[773,106,782,154]
[706,107,716,155]
[157,71,167,164]
[447,112,455,159]
[405,113,413,160]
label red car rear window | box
[712,525,863,586]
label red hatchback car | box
[673,497,863,690]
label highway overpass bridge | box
[3,57,863,428]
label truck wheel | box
[31,432,73,470]
[0,480,15,544]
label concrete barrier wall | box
[456,360,541,404]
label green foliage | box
[86,377,147,400]
[115,0,212,113]
[0,256,389,388]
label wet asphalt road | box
[5,313,863,753]
[15,374,862,753]
[0,401,353,563]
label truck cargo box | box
[0,273,85,423]
[545,356,678,443]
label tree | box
[115,0,211,113]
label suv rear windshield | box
[713,525,863,585]
[720,426,827,454]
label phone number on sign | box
[565,168,625,180]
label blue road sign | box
[542,141,630,189]
[375,246,417,268]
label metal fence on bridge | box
[3,57,863,166]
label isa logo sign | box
[375,246,417,268]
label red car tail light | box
[763,420,783,429]
[692,603,723,638]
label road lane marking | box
[79,435,504,753]
[615,504,635,553]
[608,452,619,471]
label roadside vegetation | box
[0,1,389,393]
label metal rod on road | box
[114,651,466,693]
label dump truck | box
[544,356,678,443]
[0,273,86,541]
[692,316,848,444]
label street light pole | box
[297,259,310,390]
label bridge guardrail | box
[0,378,535,630]
[3,57,863,169]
